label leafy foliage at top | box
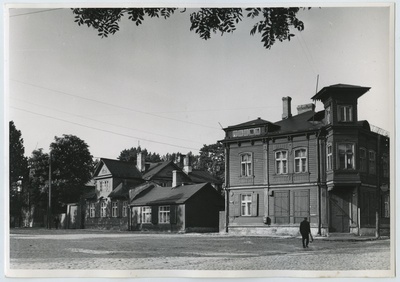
[49,135,94,211]
[72,8,308,49]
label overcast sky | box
[7,4,393,160]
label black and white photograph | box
[4,2,395,279]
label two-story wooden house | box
[84,153,223,230]
[220,84,390,236]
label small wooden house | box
[130,178,224,233]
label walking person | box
[299,217,311,248]
[53,216,60,229]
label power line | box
[11,106,200,152]
[9,8,64,17]
[11,97,203,145]
[11,79,220,130]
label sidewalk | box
[312,233,389,242]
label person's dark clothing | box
[53,217,60,229]
[300,219,311,248]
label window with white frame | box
[240,153,252,177]
[369,150,376,174]
[89,202,95,218]
[338,143,354,169]
[294,149,307,173]
[100,201,107,217]
[359,148,367,172]
[112,201,118,217]
[159,206,170,223]
[275,151,288,174]
[122,201,128,217]
[338,105,353,122]
[326,144,333,171]
[141,206,152,223]
[241,194,252,216]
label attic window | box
[338,105,353,122]
[233,128,260,137]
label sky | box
[6,4,394,161]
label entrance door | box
[329,191,351,232]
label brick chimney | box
[136,152,145,172]
[282,96,292,119]
[297,103,316,115]
[172,170,185,187]
[183,154,192,174]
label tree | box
[72,8,307,49]
[197,143,225,183]
[118,146,162,163]
[9,121,28,185]
[28,149,50,216]
[9,121,29,226]
[49,135,94,213]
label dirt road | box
[9,229,390,271]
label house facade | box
[220,84,390,236]
[84,154,223,230]
[129,175,224,233]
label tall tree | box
[28,149,50,214]
[9,121,29,226]
[49,135,94,213]
[118,146,162,163]
[72,8,307,49]
[9,121,28,185]
[198,143,225,183]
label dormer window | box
[338,105,353,122]
[233,128,260,138]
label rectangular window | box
[359,148,367,172]
[325,106,331,124]
[112,201,118,217]
[89,202,95,218]
[240,153,252,177]
[382,194,390,218]
[338,105,353,122]
[382,154,389,178]
[369,150,376,174]
[338,143,354,169]
[241,194,252,216]
[294,149,307,173]
[327,144,333,171]
[159,206,170,223]
[275,151,288,174]
[122,201,128,217]
[141,206,152,223]
[274,191,289,224]
[100,201,107,217]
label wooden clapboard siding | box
[229,141,265,186]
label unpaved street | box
[9,229,390,271]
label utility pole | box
[48,151,52,229]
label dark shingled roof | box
[141,161,189,181]
[108,182,131,199]
[271,110,325,135]
[94,158,142,179]
[312,84,370,101]
[187,170,222,184]
[130,183,211,206]
[224,117,271,131]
